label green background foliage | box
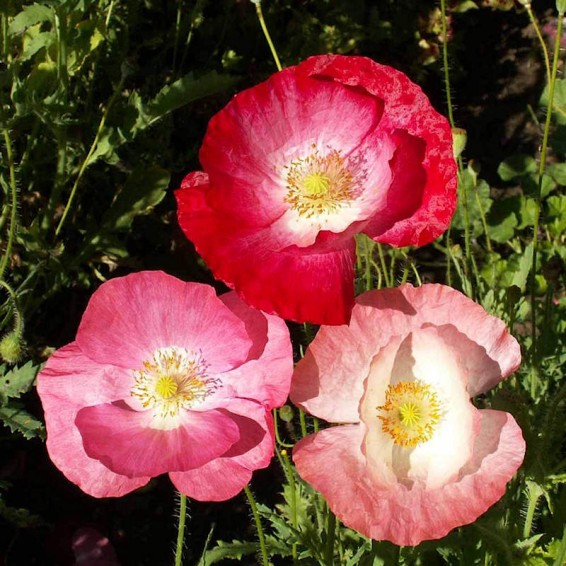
[1,0,565,564]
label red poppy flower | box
[176,55,457,324]
[291,284,525,545]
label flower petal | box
[36,343,150,497]
[75,404,242,477]
[176,178,356,325]
[219,292,293,408]
[360,330,478,490]
[170,403,275,501]
[200,68,383,228]
[299,54,457,246]
[293,410,525,546]
[357,284,522,394]
[76,271,252,373]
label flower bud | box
[452,127,467,158]
[0,331,24,364]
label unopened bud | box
[452,127,467,158]
[279,404,294,422]
[0,332,24,364]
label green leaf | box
[450,168,492,237]
[8,3,54,35]
[0,361,41,405]
[0,403,45,440]
[497,155,537,181]
[22,27,54,61]
[101,166,170,231]
[0,497,45,528]
[511,242,533,292]
[547,195,566,218]
[541,78,566,125]
[547,163,566,185]
[521,174,556,198]
[197,540,258,565]
[452,0,479,12]
[487,198,519,242]
[84,127,123,167]
[145,71,238,125]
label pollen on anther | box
[131,346,217,422]
[284,148,357,218]
[377,380,443,447]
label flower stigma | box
[131,346,217,428]
[284,147,358,218]
[377,380,443,447]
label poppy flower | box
[176,54,457,325]
[291,284,525,546]
[37,271,293,501]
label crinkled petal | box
[76,271,251,373]
[298,54,457,246]
[171,458,252,502]
[360,330,478,490]
[75,404,242,477]
[293,410,524,546]
[170,403,274,501]
[219,292,293,408]
[36,343,149,497]
[356,284,522,394]
[176,179,356,325]
[200,68,383,228]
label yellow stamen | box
[377,380,443,447]
[284,148,356,218]
[131,346,216,421]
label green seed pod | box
[278,404,294,423]
[452,127,467,159]
[0,331,24,364]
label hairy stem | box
[175,492,188,566]
[244,485,269,566]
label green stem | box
[55,76,125,237]
[0,279,23,337]
[273,409,294,448]
[299,408,307,438]
[523,487,539,539]
[525,4,551,85]
[172,0,183,73]
[0,126,18,282]
[377,243,391,288]
[439,0,455,127]
[324,507,336,566]
[281,451,298,565]
[175,492,188,566]
[244,485,269,566]
[253,1,282,71]
[531,11,564,378]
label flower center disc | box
[284,148,354,218]
[377,380,443,447]
[131,346,215,426]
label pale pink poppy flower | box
[37,271,293,501]
[291,284,525,546]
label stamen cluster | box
[131,346,215,419]
[377,380,442,447]
[284,147,355,218]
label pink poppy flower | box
[291,284,525,546]
[37,271,292,501]
[176,54,457,325]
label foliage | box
[0,0,565,565]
